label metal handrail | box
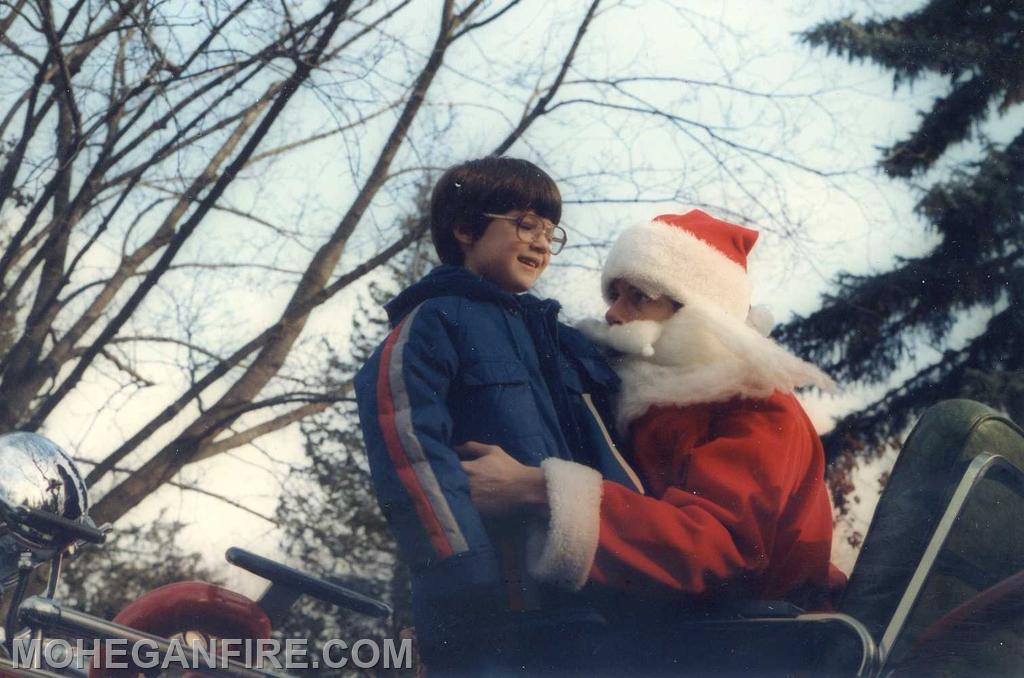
[878,452,1024,665]
[17,597,295,678]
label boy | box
[459,210,846,666]
[354,157,641,673]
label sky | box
[23,0,961,596]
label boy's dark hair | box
[430,156,562,265]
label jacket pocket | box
[456,359,543,442]
[462,358,530,386]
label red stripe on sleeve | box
[376,320,456,560]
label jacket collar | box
[386,265,514,325]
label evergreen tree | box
[780,1,1024,497]
[57,515,222,621]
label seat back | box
[880,454,1024,673]
[839,399,1024,670]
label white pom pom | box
[746,305,774,337]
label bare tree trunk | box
[0,0,29,41]
[91,0,455,524]
[83,219,427,485]
[27,6,354,444]
[0,83,281,429]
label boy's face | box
[456,211,552,293]
[605,278,680,325]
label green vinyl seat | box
[836,399,1024,675]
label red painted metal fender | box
[88,581,271,677]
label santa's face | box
[605,279,679,324]
[585,279,732,368]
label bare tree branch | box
[192,384,352,463]
[492,0,601,155]
[89,0,454,524]
[546,97,845,177]
[75,455,278,524]
[29,7,352,439]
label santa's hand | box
[456,442,548,518]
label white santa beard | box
[575,318,663,357]
[646,307,733,367]
[610,300,837,433]
[575,309,738,365]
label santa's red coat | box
[586,391,844,606]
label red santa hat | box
[601,210,759,321]
[583,209,836,426]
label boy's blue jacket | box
[355,265,641,665]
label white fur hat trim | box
[602,219,751,320]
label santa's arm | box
[458,445,604,590]
[530,405,800,595]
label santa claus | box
[459,209,846,613]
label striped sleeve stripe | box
[376,305,469,559]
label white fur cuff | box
[526,458,603,591]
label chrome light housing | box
[0,432,89,553]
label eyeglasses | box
[482,212,568,255]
